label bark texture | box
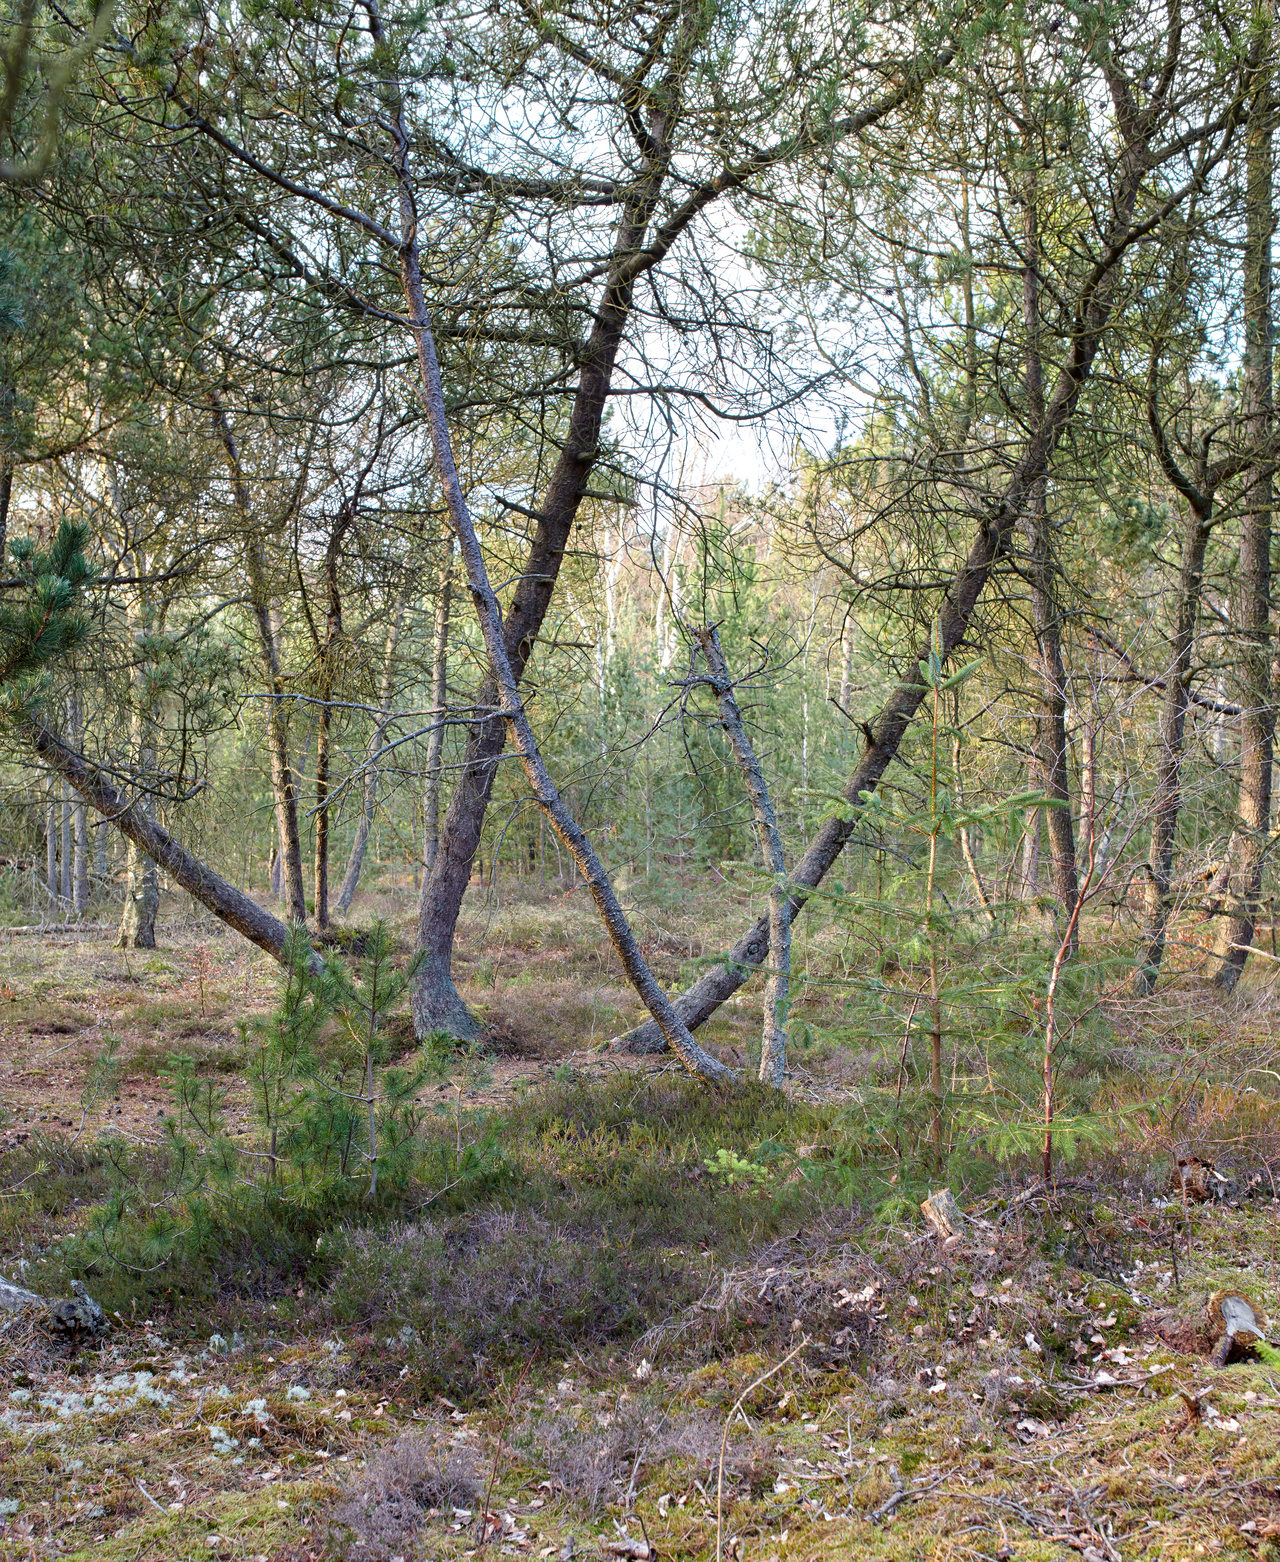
[1023,180,1080,942]
[1131,392,1221,991]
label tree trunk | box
[0,464,10,566]
[952,720,995,927]
[410,222,663,1031]
[119,836,159,948]
[335,593,408,915]
[611,77,1171,1053]
[212,403,308,924]
[313,528,346,930]
[1209,38,1274,990]
[396,189,733,1081]
[1024,176,1080,944]
[1132,466,1215,992]
[693,626,790,1084]
[29,716,317,969]
[68,695,89,912]
[116,553,160,949]
[1021,800,1042,897]
[408,13,739,1035]
[44,775,57,900]
[422,546,452,874]
[60,782,71,902]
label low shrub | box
[327,1209,700,1397]
[324,1431,479,1560]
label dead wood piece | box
[1171,1156,1227,1203]
[602,1536,651,1559]
[922,1188,963,1240]
[47,1280,107,1340]
[1207,1289,1268,1368]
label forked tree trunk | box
[612,75,1175,1054]
[404,29,954,1038]
[1209,37,1274,990]
[398,224,733,1081]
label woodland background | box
[0,2,1279,1559]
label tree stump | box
[1207,1290,1268,1368]
[921,1188,963,1240]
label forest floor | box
[0,879,1277,1562]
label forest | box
[0,0,1279,1558]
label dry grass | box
[2,880,1280,1560]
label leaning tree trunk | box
[396,182,733,1081]
[406,11,846,1034]
[1209,40,1274,990]
[410,209,664,1034]
[29,717,318,971]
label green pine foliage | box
[0,516,93,705]
[80,923,435,1288]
